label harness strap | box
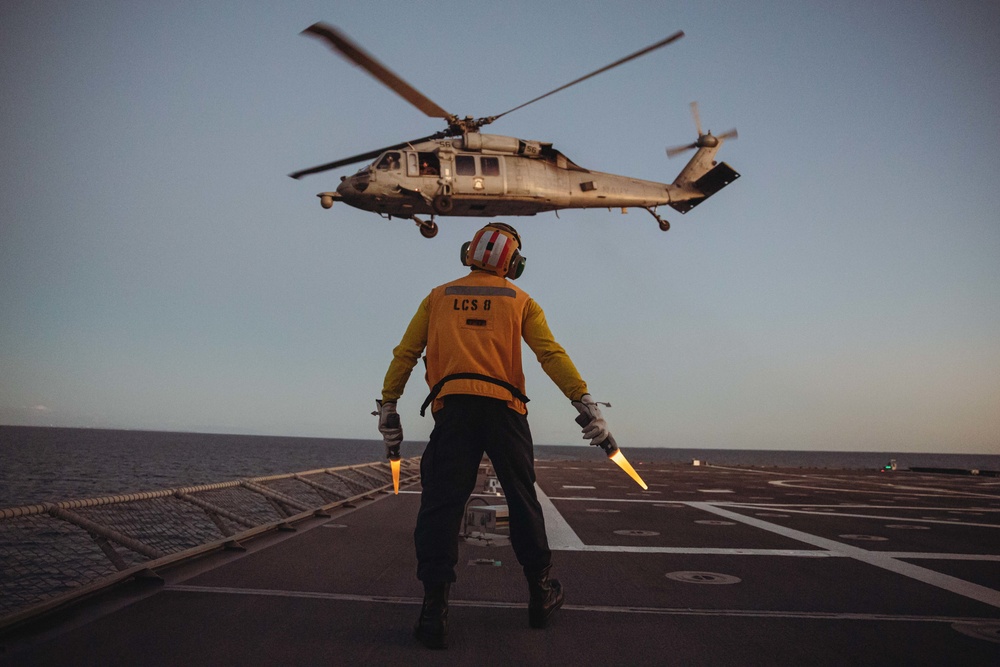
[420,373,530,416]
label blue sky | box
[1,1,997,453]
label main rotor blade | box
[302,23,453,121]
[491,30,684,122]
[289,133,445,179]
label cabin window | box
[455,155,476,176]
[418,152,440,176]
[376,152,401,170]
[481,156,500,177]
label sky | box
[1,0,998,454]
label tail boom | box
[668,144,740,214]
[668,161,740,213]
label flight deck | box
[2,460,998,665]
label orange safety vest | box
[422,272,531,415]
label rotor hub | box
[697,133,719,148]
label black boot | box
[527,567,564,629]
[414,582,450,649]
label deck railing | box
[0,459,420,629]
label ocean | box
[1,425,997,509]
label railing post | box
[1,456,420,628]
[48,506,166,562]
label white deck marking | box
[767,478,1000,501]
[165,585,1000,624]
[537,494,1000,559]
[882,552,1000,561]
[547,496,683,504]
[720,503,1000,528]
[568,546,834,556]
[689,502,1000,609]
[535,483,585,550]
[540,485,836,557]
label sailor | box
[375,222,613,649]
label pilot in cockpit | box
[377,153,400,170]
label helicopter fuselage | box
[323,134,713,220]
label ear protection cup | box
[508,252,526,279]
[460,241,472,267]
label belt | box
[420,373,530,416]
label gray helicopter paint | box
[331,134,731,219]
[294,24,738,235]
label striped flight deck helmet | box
[460,223,526,279]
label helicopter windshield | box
[375,151,402,171]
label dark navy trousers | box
[415,395,552,584]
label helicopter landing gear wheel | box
[645,207,670,232]
[413,216,438,238]
[432,195,453,215]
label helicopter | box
[290,23,739,238]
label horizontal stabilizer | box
[669,162,740,214]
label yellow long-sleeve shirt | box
[382,271,588,414]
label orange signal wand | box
[575,415,648,490]
[606,446,648,490]
[390,456,401,494]
[376,403,402,495]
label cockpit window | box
[376,152,401,170]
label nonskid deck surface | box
[3,460,999,665]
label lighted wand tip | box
[608,449,648,490]
[390,458,401,495]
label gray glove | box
[375,400,402,459]
[572,394,609,444]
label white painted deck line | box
[768,478,1000,501]
[689,501,1000,610]
[166,585,1000,624]
[718,505,1000,528]
[535,482,585,550]
[536,491,835,557]
[529,493,1000,561]
[568,546,835,556]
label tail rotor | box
[666,101,737,158]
